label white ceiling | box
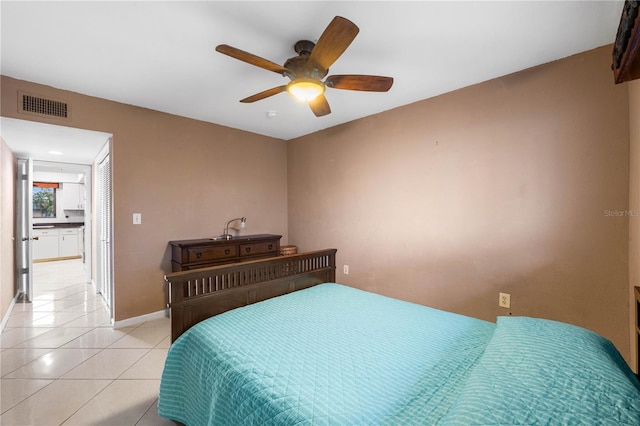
[0,1,625,162]
[0,117,111,165]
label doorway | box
[4,117,113,321]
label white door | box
[16,158,34,301]
[97,151,113,315]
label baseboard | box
[113,309,169,329]
[0,293,19,333]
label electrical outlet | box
[343,265,349,275]
[499,292,511,309]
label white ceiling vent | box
[18,91,70,120]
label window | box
[33,182,59,218]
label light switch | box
[133,213,142,225]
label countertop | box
[33,223,84,229]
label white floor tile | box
[1,257,172,425]
[31,311,88,327]
[0,348,51,376]
[30,299,88,312]
[119,348,168,380]
[0,379,110,426]
[61,309,111,327]
[61,327,133,349]
[63,299,108,314]
[16,327,94,348]
[4,311,52,328]
[0,378,52,414]
[155,335,171,349]
[0,327,54,349]
[138,317,170,328]
[136,400,176,425]
[61,379,159,426]
[5,348,101,379]
[62,348,149,379]
[108,326,169,349]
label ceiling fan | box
[215,16,394,117]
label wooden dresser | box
[169,234,281,272]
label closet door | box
[97,152,113,314]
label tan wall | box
[629,78,640,372]
[0,76,288,321]
[288,46,632,364]
[0,137,17,323]
[0,46,633,364]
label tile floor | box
[0,259,174,425]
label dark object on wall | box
[18,91,71,120]
[613,0,640,83]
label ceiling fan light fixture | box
[217,17,392,117]
[286,78,325,102]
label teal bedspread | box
[158,283,640,425]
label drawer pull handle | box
[196,252,202,259]
[245,247,251,253]
[224,249,230,255]
[268,244,273,250]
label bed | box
[159,250,640,425]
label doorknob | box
[21,236,39,241]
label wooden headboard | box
[164,249,337,342]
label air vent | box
[18,91,70,120]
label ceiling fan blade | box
[325,75,394,92]
[309,94,331,117]
[308,16,359,71]
[216,44,290,75]
[240,86,287,103]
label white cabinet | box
[62,183,85,210]
[33,229,60,260]
[33,227,82,260]
[59,228,80,257]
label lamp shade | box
[286,78,325,102]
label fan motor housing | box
[284,40,328,80]
[294,40,315,56]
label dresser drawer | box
[239,241,278,257]
[169,235,282,272]
[187,245,237,263]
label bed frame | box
[164,249,337,342]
